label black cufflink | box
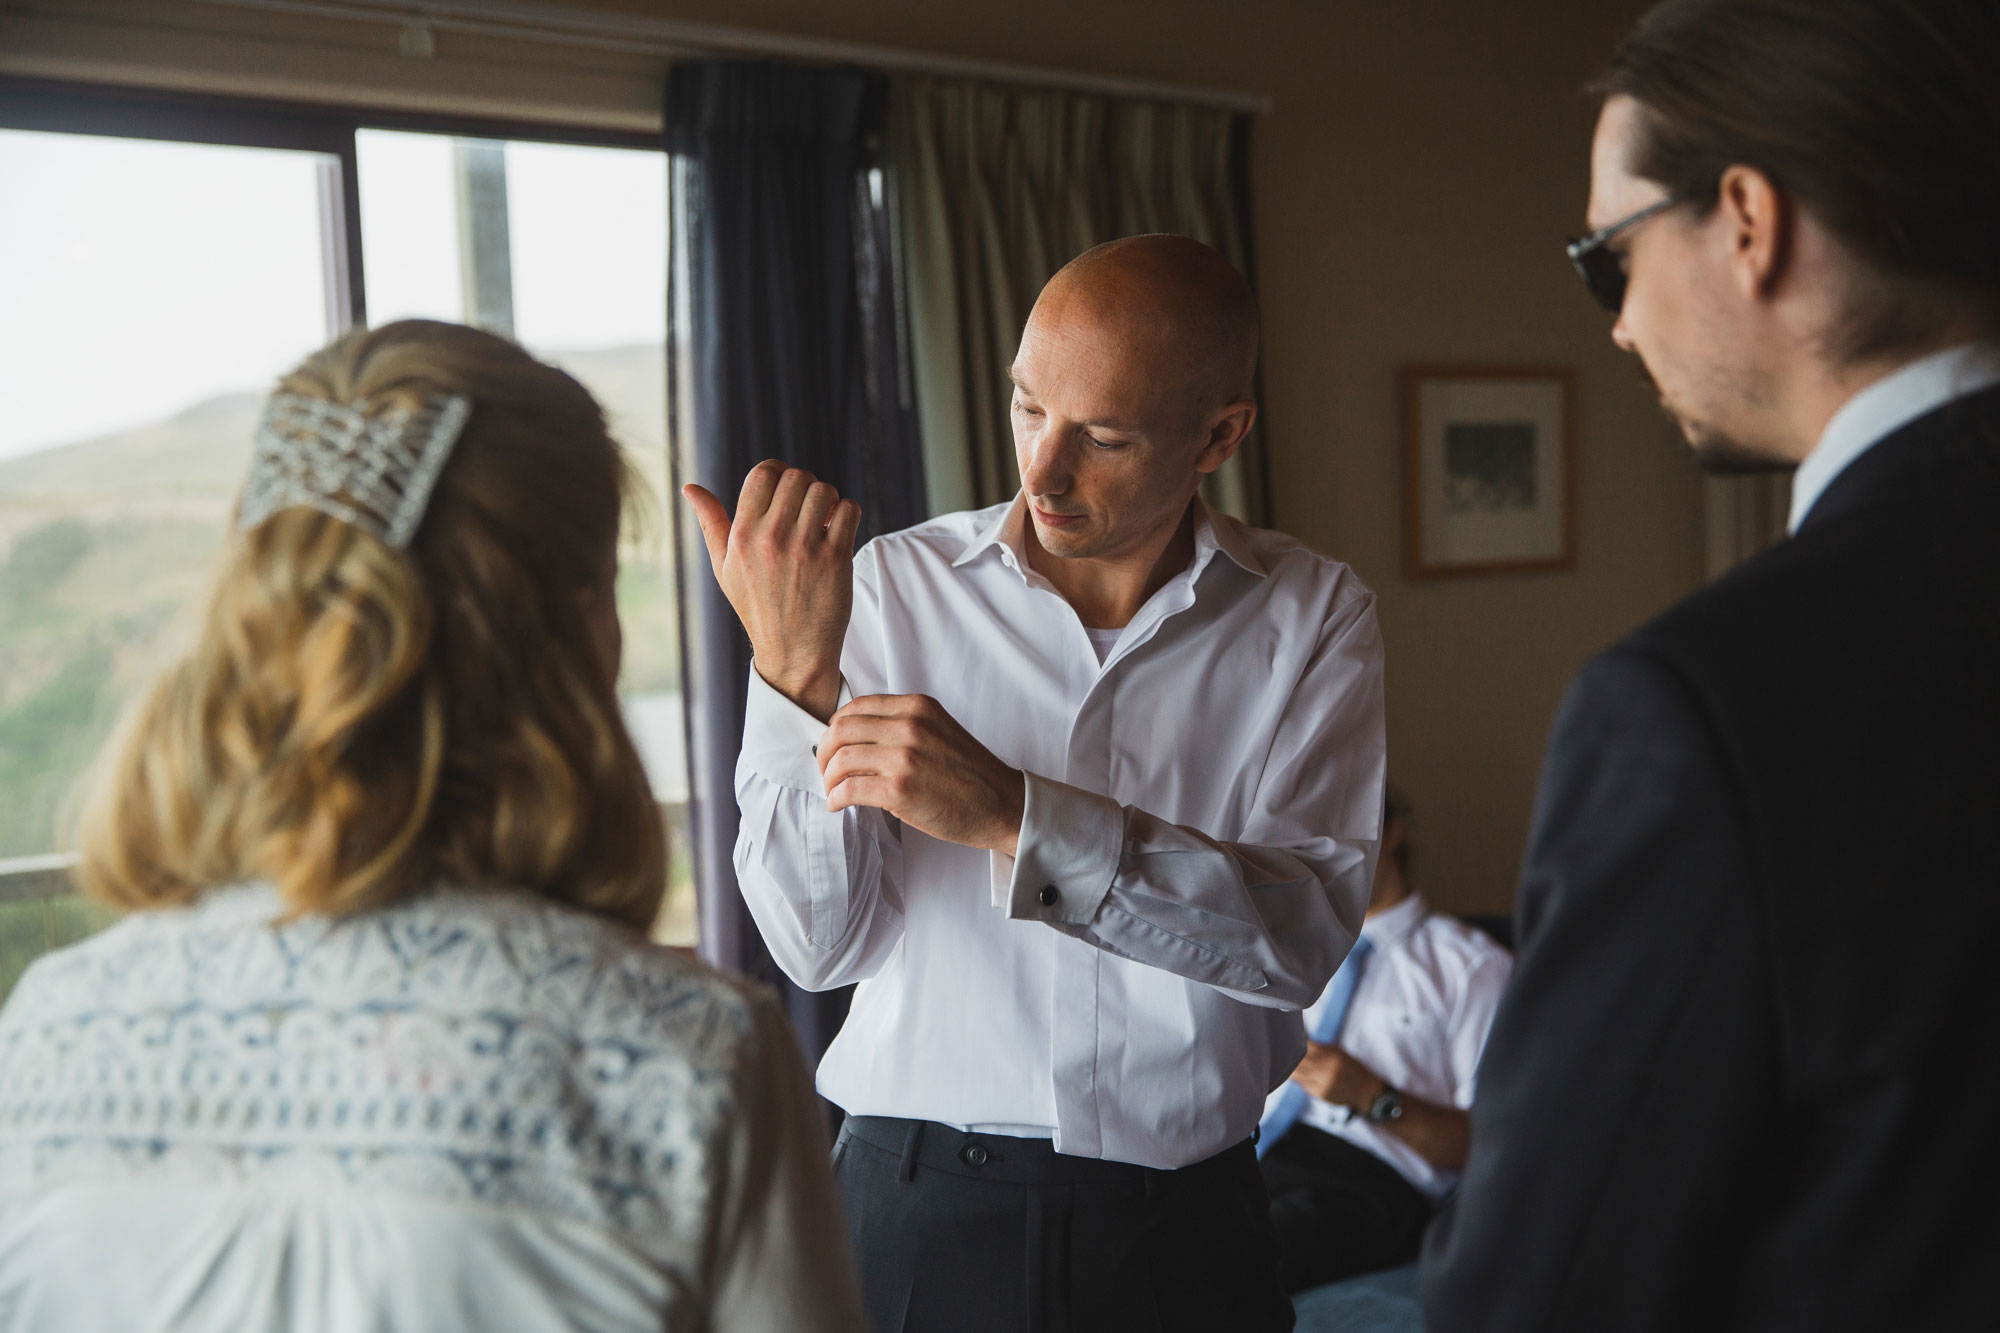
[1037,885,1060,907]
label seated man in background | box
[1257,790,1512,1292]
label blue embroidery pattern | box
[0,886,753,1266]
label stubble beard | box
[1682,420,1796,476]
[1642,358,1795,477]
[1027,495,1106,558]
[1030,515,1094,559]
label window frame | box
[0,74,677,915]
[0,74,663,331]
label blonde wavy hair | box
[76,320,667,932]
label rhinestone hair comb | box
[236,392,473,548]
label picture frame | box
[1401,365,1576,579]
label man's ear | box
[1196,400,1257,475]
[1718,163,1792,303]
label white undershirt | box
[1789,342,2000,533]
[1084,626,1123,665]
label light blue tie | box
[1256,934,1374,1158]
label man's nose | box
[1020,434,1073,496]
[1611,311,1637,353]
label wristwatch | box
[1363,1086,1405,1124]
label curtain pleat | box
[1703,472,1794,579]
[891,77,1269,524]
[665,60,924,1069]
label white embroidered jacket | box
[0,884,862,1333]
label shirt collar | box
[1789,342,2000,533]
[1201,500,1267,578]
[952,494,1031,569]
[1359,892,1429,952]
[950,493,1268,581]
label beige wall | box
[1,0,1705,914]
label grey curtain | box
[1704,473,1793,579]
[665,60,924,1066]
[890,77,1270,524]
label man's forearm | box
[1376,1089,1471,1173]
[733,771,907,990]
[1004,776,1366,1009]
[1297,1046,1472,1171]
[757,660,842,724]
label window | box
[353,129,691,943]
[0,86,690,999]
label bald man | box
[686,235,1385,1332]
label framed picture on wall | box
[1401,365,1575,578]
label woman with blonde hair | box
[0,320,863,1332]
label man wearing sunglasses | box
[1423,2,2000,1331]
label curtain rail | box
[196,0,1274,115]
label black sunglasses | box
[1565,197,1679,313]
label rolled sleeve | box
[992,773,1125,921]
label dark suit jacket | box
[1423,386,2000,1331]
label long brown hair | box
[76,320,667,932]
[1600,0,2000,362]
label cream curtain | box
[1703,473,1793,580]
[890,77,1268,523]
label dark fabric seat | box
[1291,1263,1423,1332]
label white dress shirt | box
[734,496,1387,1170]
[1789,341,2000,532]
[1272,893,1512,1200]
[0,885,864,1332]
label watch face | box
[1367,1090,1404,1123]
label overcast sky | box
[0,128,666,461]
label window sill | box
[0,853,79,904]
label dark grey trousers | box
[1258,1127,1434,1293]
[832,1115,1295,1333]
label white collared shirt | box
[734,496,1386,1170]
[1272,893,1512,1200]
[1789,341,2000,532]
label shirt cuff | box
[739,661,833,794]
[992,772,1124,925]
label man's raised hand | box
[683,461,861,722]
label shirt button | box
[1038,885,1060,907]
[960,1142,990,1167]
